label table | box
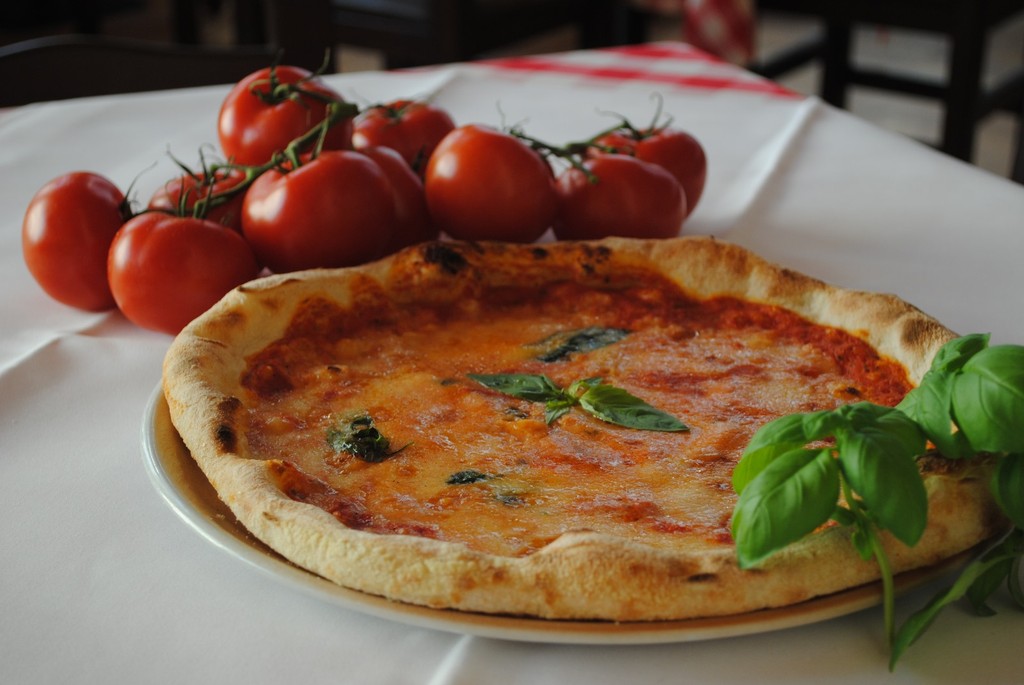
[2,42,1022,684]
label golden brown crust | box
[162,236,1003,620]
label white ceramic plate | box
[141,384,968,645]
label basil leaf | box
[732,448,840,568]
[896,334,994,458]
[951,346,1024,454]
[834,401,903,430]
[531,327,630,362]
[468,373,564,403]
[544,401,573,425]
[898,372,974,459]
[567,376,603,396]
[835,406,928,546]
[848,525,875,562]
[965,555,1013,616]
[326,415,405,463]
[734,409,843,493]
[830,506,856,527]
[1009,556,1024,609]
[930,333,990,373]
[801,409,846,441]
[446,470,492,485]
[992,454,1024,529]
[734,414,811,494]
[578,383,688,432]
[890,528,1024,669]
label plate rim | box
[141,383,968,645]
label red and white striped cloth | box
[631,0,756,65]
[478,42,794,98]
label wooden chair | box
[748,0,1024,180]
[0,34,278,107]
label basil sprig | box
[467,373,688,432]
[731,334,1024,667]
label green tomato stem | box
[175,100,359,222]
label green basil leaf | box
[732,448,840,568]
[1009,556,1024,609]
[326,415,405,463]
[848,525,875,562]
[468,373,564,403]
[544,401,573,425]
[951,346,1024,454]
[830,506,856,527]
[835,401,903,430]
[895,384,922,419]
[930,333,990,373]
[801,409,846,441]
[965,556,1013,616]
[890,528,1024,668]
[733,410,840,494]
[567,376,603,397]
[898,372,974,459]
[531,327,630,362]
[992,454,1024,529]
[578,383,688,432]
[835,406,928,546]
[741,412,810,453]
[896,334,991,456]
[446,470,492,485]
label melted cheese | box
[243,277,910,558]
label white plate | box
[141,384,969,645]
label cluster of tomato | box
[22,64,707,335]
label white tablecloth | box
[2,43,1022,684]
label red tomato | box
[218,65,353,166]
[554,154,686,240]
[108,213,260,334]
[148,167,247,231]
[593,127,706,216]
[22,172,127,311]
[353,100,456,174]
[358,146,438,254]
[424,125,557,242]
[241,150,397,272]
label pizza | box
[162,236,1003,621]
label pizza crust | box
[163,236,1004,620]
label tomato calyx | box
[580,95,676,150]
[371,99,415,121]
[248,53,342,108]
[152,149,242,221]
